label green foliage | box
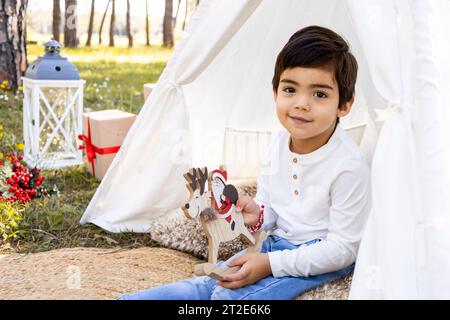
[0,201,25,242]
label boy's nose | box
[293,95,311,111]
[294,101,311,111]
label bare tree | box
[163,0,174,48]
[145,0,150,46]
[85,0,95,46]
[98,0,111,45]
[52,0,61,42]
[182,0,188,31]
[173,0,182,30]
[126,0,132,47]
[0,0,27,90]
[109,0,115,47]
[64,0,79,48]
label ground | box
[0,246,351,300]
[0,247,200,300]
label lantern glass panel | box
[38,87,79,163]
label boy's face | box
[274,66,352,144]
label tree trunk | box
[52,0,61,42]
[0,0,27,90]
[173,0,182,30]
[145,0,150,46]
[85,0,95,46]
[98,0,110,45]
[163,0,173,48]
[64,0,79,48]
[109,0,115,47]
[126,0,132,47]
[182,0,188,31]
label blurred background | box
[27,0,198,47]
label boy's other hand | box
[235,195,261,227]
[217,252,272,289]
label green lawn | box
[28,44,172,115]
[0,44,173,254]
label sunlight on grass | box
[27,44,174,64]
[27,44,174,115]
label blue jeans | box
[118,235,354,300]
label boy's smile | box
[274,66,353,154]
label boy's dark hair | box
[272,25,358,110]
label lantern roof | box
[25,39,80,80]
[43,39,63,51]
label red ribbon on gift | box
[78,117,121,176]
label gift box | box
[143,83,156,101]
[79,109,136,180]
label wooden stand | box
[193,230,268,280]
[182,166,266,280]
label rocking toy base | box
[194,231,269,281]
[194,263,241,281]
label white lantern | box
[22,40,85,169]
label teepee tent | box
[80,0,450,299]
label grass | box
[0,44,173,254]
[28,44,172,115]
[27,43,174,65]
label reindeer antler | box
[198,167,208,195]
[184,168,198,194]
[183,167,210,198]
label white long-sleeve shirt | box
[253,125,371,278]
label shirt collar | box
[286,125,344,166]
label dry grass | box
[0,247,199,300]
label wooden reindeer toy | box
[182,166,267,280]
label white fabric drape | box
[416,0,450,299]
[349,0,450,299]
[80,0,263,232]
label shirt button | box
[293,158,298,164]
[293,174,298,180]
[294,189,299,196]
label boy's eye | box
[282,87,295,94]
[313,92,328,98]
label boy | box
[118,25,370,300]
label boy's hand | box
[236,195,261,227]
[217,252,272,289]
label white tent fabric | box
[349,0,450,299]
[80,0,450,298]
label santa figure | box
[210,168,239,231]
